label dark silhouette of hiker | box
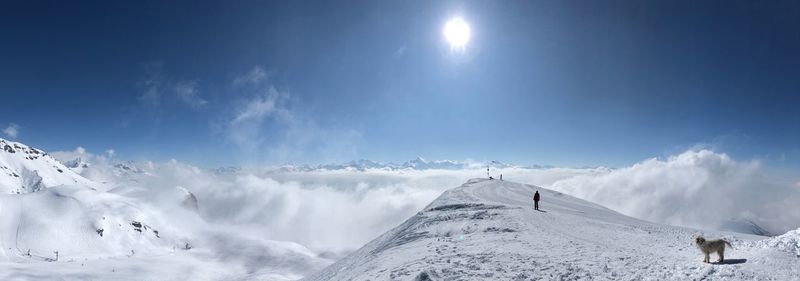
[533,191,540,210]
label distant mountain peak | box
[286,157,524,172]
[718,218,774,236]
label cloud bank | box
[51,148,800,260]
[545,150,800,234]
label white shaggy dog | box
[694,235,733,263]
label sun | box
[444,17,471,51]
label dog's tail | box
[724,240,734,249]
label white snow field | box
[305,178,800,281]
[0,139,331,280]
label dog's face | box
[695,236,705,245]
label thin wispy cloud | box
[121,62,211,130]
[136,62,207,109]
[395,44,407,58]
[220,66,364,163]
[225,85,291,152]
[268,118,363,164]
[231,86,286,124]
[3,123,19,138]
[137,62,165,106]
[174,81,208,109]
[233,66,269,87]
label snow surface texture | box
[306,179,800,281]
[0,139,98,194]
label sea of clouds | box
[51,148,800,260]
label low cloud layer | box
[545,150,800,234]
[51,148,800,259]
[139,165,469,253]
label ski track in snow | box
[305,179,800,281]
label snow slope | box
[305,178,800,280]
[0,185,173,261]
[0,138,98,194]
[0,140,332,280]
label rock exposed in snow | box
[0,185,174,261]
[63,157,90,173]
[177,186,199,211]
[0,138,98,194]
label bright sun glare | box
[444,17,471,51]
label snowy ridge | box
[0,138,99,194]
[305,179,799,280]
[744,227,800,257]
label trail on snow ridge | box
[305,179,800,281]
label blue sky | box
[1,1,798,169]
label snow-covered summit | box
[305,179,799,280]
[0,138,98,194]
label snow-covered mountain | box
[305,179,800,280]
[0,138,98,194]
[0,185,174,261]
[0,139,331,280]
[297,157,520,171]
[718,219,774,237]
[0,139,179,261]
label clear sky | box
[1,1,798,169]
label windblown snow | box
[305,178,800,281]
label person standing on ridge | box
[533,191,540,210]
